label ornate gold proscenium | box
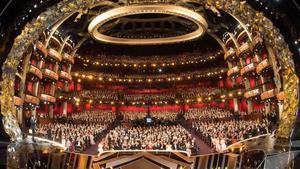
[88,5,208,45]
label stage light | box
[158,69,162,72]
[77,79,81,82]
[197,98,202,102]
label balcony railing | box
[62,53,74,64]
[50,36,62,47]
[43,68,58,81]
[236,42,251,57]
[28,65,43,79]
[14,96,23,106]
[237,30,247,42]
[59,71,72,82]
[240,63,256,76]
[48,48,62,62]
[261,89,275,100]
[252,34,263,51]
[35,41,48,57]
[256,59,271,74]
[227,66,240,77]
[40,94,56,103]
[65,41,73,50]
[244,88,260,99]
[25,94,40,105]
[225,38,233,47]
[224,48,236,60]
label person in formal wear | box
[30,114,37,142]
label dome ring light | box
[88,5,208,45]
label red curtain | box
[249,78,256,88]
[239,99,248,111]
[68,81,75,91]
[228,99,234,110]
[76,83,81,91]
[26,82,33,93]
[67,103,73,113]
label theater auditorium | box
[0,0,300,169]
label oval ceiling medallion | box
[88,5,208,45]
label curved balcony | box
[244,88,260,99]
[240,63,256,76]
[225,37,234,47]
[47,48,62,62]
[62,53,74,64]
[237,30,247,42]
[256,59,271,74]
[14,96,23,106]
[50,36,62,47]
[276,91,285,101]
[25,94,40,105]
[28,65,43,79]
[65,41,73,50]
[252,34,263,51]
[224,48,236,60]
[40,94,56,103]
[261,89,275,100]
[59,71,72,82]
[35,41,48,57]
[43,68,58,81]
[236,42,251,57]
[227,66,240,77]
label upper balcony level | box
[40,93,56,103]
[227,66,240,78]
[224,48,236,60]
[59,71,72,82]
[261,89,275,101]
[237,30,248,43]
[240,63,256,77]
[24,94,40,105]
[34,41,48,58]
[47,48,62,62]
[256,58,272,75]
[244,88,261,99]
[28,65,43,80]
[62,53,75,64]
[14,96,23,106]
[252,33,264,52]
[236,42,251,58]
[43,68,59,82]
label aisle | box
[185,128,215,155]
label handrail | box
[98,149,191,156]
[225,133,271,150]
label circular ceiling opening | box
[88,5,208,45]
